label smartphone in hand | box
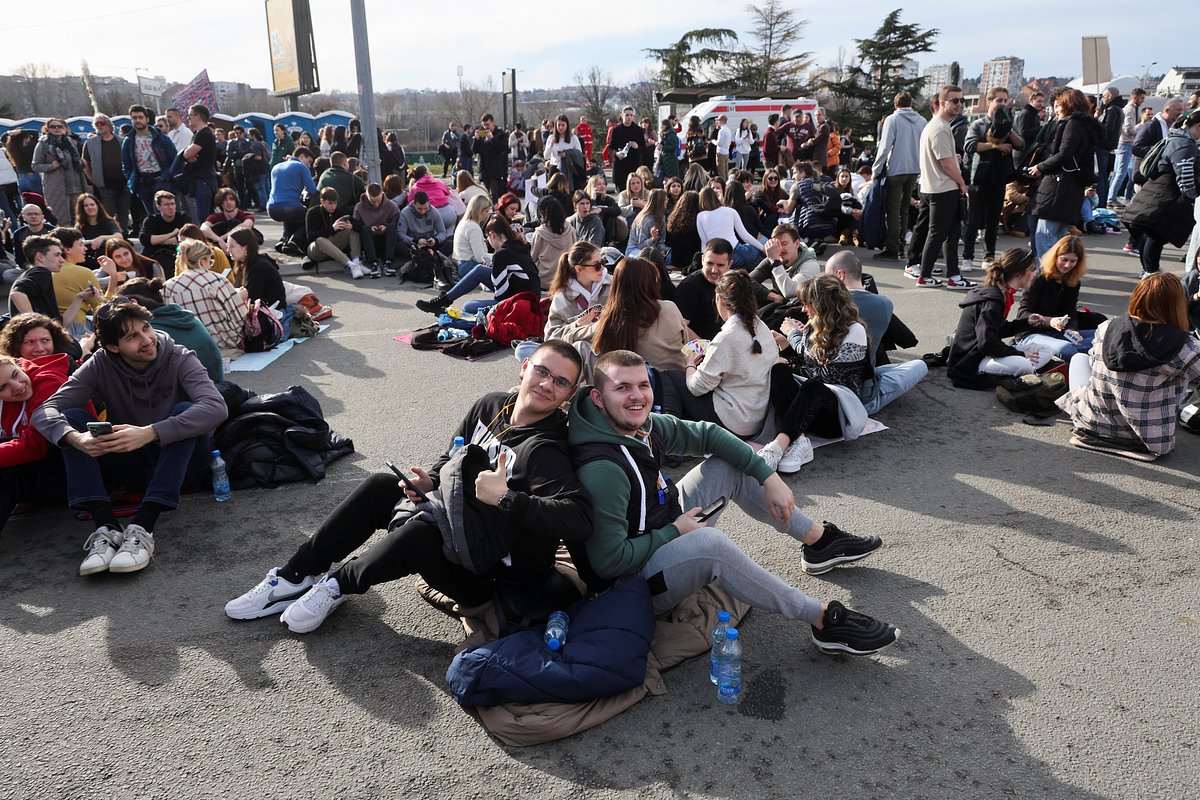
[696,496,727,523]
[385,461,428,502]
[86,421,114,437]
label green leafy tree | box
[644,28,739,88]
[823,9,938,136]
[723,0,813,94]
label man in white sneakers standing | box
[909,85,974,289]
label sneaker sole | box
[280,598,345,633]
[225,598,300,620]
[80,560,112,576]
[812,627,900,655]
[944,283,974,290]
[915,281,942,288]
[108,557,151,574]
[801,546,881,575]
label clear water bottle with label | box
[211,450,232,503]
[715,628,742,704]
[449,435,465,457]
[544,610,570,651]
[709,610,731,684]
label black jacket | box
[1121,130,1200,246]
[1031,114,1104,223]
[473,128,510,180]
[1015,273,1082,326]
[1100,97,1124,151]
[213,384,354,489]
[413,392,592,580]
[1131,117,1166,159]
[947,285,1030,387]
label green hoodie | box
[567,388,774,581]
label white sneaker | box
[280,575,346,633]
[80,527,122,576]
[347,258,364,280]
[960,259,974,273]
[778,436,815,473]
[758,441,784,470]
[225,568,318,620]
[980,256,994,269]
[108,524,154,573]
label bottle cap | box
[726,628,739,639]
[547,638,561,651]
[211,449,221,457]
[717,611,730,622]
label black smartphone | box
[86,421,114,437]
[385,461,428,502]
[696,496,727,523]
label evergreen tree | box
[823,10,938,136]
[723,0,812,94]
[644,29,739,88]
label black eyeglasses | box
[766,176,779,182]
[580,260,604,269]
[944,98,963,105]
[530,363,575,391]
[94,296,135,321]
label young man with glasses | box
[31,298,228,575]
[909,86,974,289]
[81,114,132,234]
[225,340,594,633]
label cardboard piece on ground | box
[228,324,329,372]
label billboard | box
[265,0,319,96]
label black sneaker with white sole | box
[801,522,882,574]
[811,600,899,655]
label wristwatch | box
[498,490,519,514]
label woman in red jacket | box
[0,352,72,531]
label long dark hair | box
[593,257,662,354]
[229,228,261,287]
[667,190,700,234]
[539,195,567,235]
[106,238,159,280]
[715,270,761,354]
[75,193,114,228]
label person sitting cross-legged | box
[305,186,364,278]
[568,349,899,654]
[31,297,228,575]
[224,340,593,632]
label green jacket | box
[567,388,773,580]
[315,166,366,216]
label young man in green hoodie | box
[568,349,898,655]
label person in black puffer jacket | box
[1121,110,1200,277]
[1027,88,1105,260]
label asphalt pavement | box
[1,218,1196,800]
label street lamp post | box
[1141,61,1158,93]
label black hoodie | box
[1101,316,1188,372]
[947,285,1031,387]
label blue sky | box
[3,0,1187,93]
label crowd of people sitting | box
[0,87,1197,712]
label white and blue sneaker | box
[225,568,318,620]
[280,575,346,633]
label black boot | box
[415,294,451,314]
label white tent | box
[1065,75,1143,95]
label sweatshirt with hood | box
[567,390,772,582]
[947,285,1031,385]
[353,193,400,230]
[1058,317,1200,455]
[873,107,927,177]
[32,331,227,448]
[0,353,72,469]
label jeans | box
[17,171,42,195]
[863,360,929,415]
[920,190,964,279]
[885,173,918,254]
[634,456,822,621]
[1034,218,1070,262]
[732,242,761,269]
[962,181,1004,260]
[1139,234,1165,274]
[133,174,166,217]
[445,262,494,304]
[254,176,269,210]
[61,404,211,511]
[188,178,216,225]
[361,228,397,263]
[1108,144,1133,204]
[268,205,309,249]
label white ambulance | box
[669,96,821,138]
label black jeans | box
[962,181,1005,260]
[268,205,309,249]
[1139,232,1165,274]
[769,364,842,440]
[0,453,66,533]
[284,473,495,606]
[654,369,724,427]
[906,196,931,266]
[920,189,965,279]
[361,228,398,263]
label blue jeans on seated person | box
[1015,330,1095,361]
[445,262,498,314]
[732,243,761,269]
[862,360,929,416]
[513,339,540,364]
[61,404,212,511]
[1034,218,1069,261]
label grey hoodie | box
[873,107,927,177]
[32,331,228,447]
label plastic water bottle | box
[709,610,731,684]
[544,610,570,651]
[448,435,465,457]
[211,450,232,503]
[715,628,742,704]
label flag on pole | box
[172,70,219,113]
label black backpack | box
[995,373,1067,418]
[400,245,438,285]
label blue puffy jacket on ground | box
[446,577,656,707]
[858,173,888,250]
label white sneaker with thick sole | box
[108,524,154,573]
[778,436,815,473]
[225,568,318,620]
[758,441,784,471]
[280,575,346,633]
[347,259,365,280]
[80,527,122,576]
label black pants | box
[962,181,1005,260]
[483,177,506,203]
[655,369,725,427]
[362,228,397,263]
[906,196,931,266]
[284,473,495,606]
[0,453,66,533]
[268,205,309,249]
[1139,232,1165,274]
[768,364,842,441]
[920,190,964,279]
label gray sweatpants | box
[637,457,823,623]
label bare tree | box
[13,62,62,116]
[621,67,662,122]
[573,65,617,128]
